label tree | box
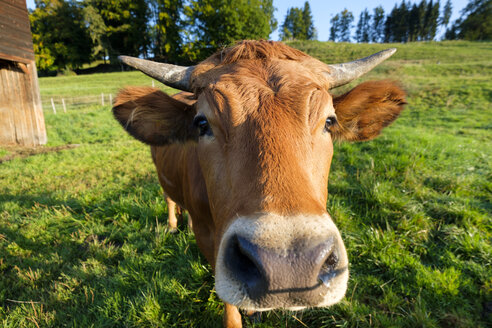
[452,0,491,40]
[85,0,151,61]
[149,0,184,63]
[371,6,385,42]
[329,13,340,41]
[408,3,420,41]
[440,0,452,28]
[82,4,108,62]
[339,9,354,42]
[355,8,371,43]
[280,1,316,40]
[30,0,93,72]
[281,8,305,40]
[302,1,317,40]
[384,5,397,42]
[416,0,428,40]
[394,1,410,42]
[423,0,440,40]
[184,0,277,61]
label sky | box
[26,0,469,41]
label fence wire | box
[41,93,114,114]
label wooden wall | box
[0,0,46,146]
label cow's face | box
[113,41,406,311]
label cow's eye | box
[324,116,337,132]
[193,115,213,137]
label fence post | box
[109,94,113,105]
[101,93,105,106]
[152,80,155,87]
[62,98,67,113]
[51,98,56,114]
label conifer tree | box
[371,6,385,42]
[329,13,340,41]
[303,1,317,40]
[424,0,441,40]
[447,0,491,40]
[384,5,398,42]
[280,1,316,40]
[339,9,354,42]
[440,0,453,28]
[355,8,371,43]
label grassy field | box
[1,40,491,327]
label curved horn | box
[324,48,397,89]
[118,56,194,92]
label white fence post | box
[101,93,105,106]
[51,98,56,114]
[152,80,155,87]
[109,94,113,105]
[62,98,67,113]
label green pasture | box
[1,41,491,327]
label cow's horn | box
[118,56,194,92]
[324,48,397,89]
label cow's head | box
[113,41,406,311]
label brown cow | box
[113,41,406,327]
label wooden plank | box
[0,60,47,146]
[0,32,34,52]
[0,63,16,144]
[1,0,29,11]
[0,0,35,60]
[0,43,35,62]
[9,65,27,144]
[0,6,31,29]
[18,63,35,145]
[22,65,38,146]
[0,11,33,37]
[0,51,33,64]
[0,1,29,18]
[0,62,18,144]
[0,23,33,43]
[27,62,47,145]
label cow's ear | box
[113,87,197,145]
[330,81,406,141]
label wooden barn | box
[0,0,46,146]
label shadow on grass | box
[0,177,221,327]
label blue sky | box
[26,0,469,41]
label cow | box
[113,40,406,327]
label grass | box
[1,40,491,327]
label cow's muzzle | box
[215,214,348,311]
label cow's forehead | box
[192,56,331,92]
[194,59,334,119]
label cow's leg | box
[223,303,242,328]
[165,195,178,232]
[176,205,185,227]
[187,214,193,230]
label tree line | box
[30,0,277,72]
[29,0,490,73]
[329,0,490,43]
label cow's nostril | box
[324,251,339,270]
[318,248,339,287]
[225,235,266,299]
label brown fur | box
[331,80,407,141]
[113,40,406,327]
[113,87,197,145]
